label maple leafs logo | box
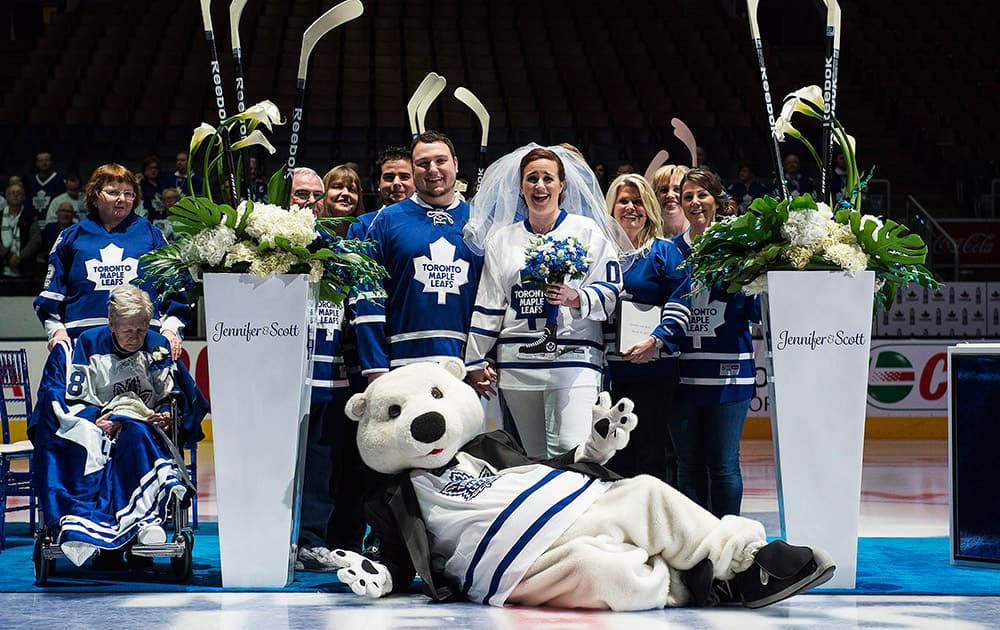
[687,292,727,349]
[440,466,497,501]
[84,244,139,291]
[314,300,345,335]
[413,237,470,305]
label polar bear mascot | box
[330,358,833,610]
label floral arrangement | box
[138,101,386,307]
[520,235,592,288]
[684,85,938,309]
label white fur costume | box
[332,359,774,610]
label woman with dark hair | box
[669,168,758,518]
[33,163,189,358]
[603,173,691,485]
[464,145,628,458]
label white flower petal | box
[239,100,285,131]
[231,129,277,155]
[190,123,216,153]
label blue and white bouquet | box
[520,235,592,288]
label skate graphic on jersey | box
[440,465,498,501]
[413,237,470,305]
[84,243,140,291]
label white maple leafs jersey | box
[410,451,608,606]
[354,197,484,373]
[465,212,623,390]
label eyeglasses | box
[292,189,325,202]
[102,189,137,201]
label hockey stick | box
[746,0,789,199]
[285,0,365,181]
[198,0,239,203]
[820,0,842,200]
[671,118,699,167]
[642,149,670,183]
[229,0,250,139]
[416,73,447,135]
[407,73,440,139]
[454,86,490,195]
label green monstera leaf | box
[844,212,929,267]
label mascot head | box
[345,358,484,475]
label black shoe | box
[683,558,741,607]
[517,323,557,360]
[734,540,836,609]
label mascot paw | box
[330,549,393,598]
[575,392,637,464]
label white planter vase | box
[203,273,316,587]
[762,270,875,589]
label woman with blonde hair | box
[650,164,690,237]
[603,173,691,484]
[321,164,365,235]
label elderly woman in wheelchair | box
[30,284,207,573]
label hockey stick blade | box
[407,73,440,138]
[642,149,670,182]
[298,0,364,81]
[455,87,491,147]
[671,119,698,167]
[416,74,447,134]
[229,0,249,50]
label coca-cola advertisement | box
[934,220,999,267]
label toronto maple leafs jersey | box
[465,212,622,390]
[25,172,66,217]
[354,196,483,373]
[672,232,758,405]
[604,238,692,382]
[410,451,609,606]
[33,213,190,340]
[309,299,350,404]
[67,326,176,415]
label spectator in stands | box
[1,182,42,281]
[39,201,77,265]
[321,164,365,237]
[151,187,180,240]
[695,146,717,173]
[780,153,816,199]
[829,151,848,202]
[728,162,769,214]
[24,151,66,219]
[172,150,203,197]
[603,173,690,485]
[592,161,609,192]
[34,163,189,358]
[617,161,636,176]
[138,155,168,218]
[248,156,269,203]
[44,174,87,226]
[651,164,690,237]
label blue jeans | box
[668,398,749,518]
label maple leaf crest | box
[315,300,345,335]
[413,237,470,305]
[84,243,140,291]
[440,466,497,501]
[687,292,728,349]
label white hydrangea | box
[223,240,259,267]
[249,249,298,276]
[781,209,830,248]
[184,224,237,267]
[245,203,316,248]
[822,242,869,273]
[785,244,817,269]
[308,259,324,283]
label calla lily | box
[780,85,825,123]
[231,129,277,155]
[238,100,285,131]
[834,131,857,154]
[189,123,217,153]
[773,115,796,142]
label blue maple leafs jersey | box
[354,197,483,373]
[33,213,190,340]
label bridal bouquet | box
[684,86,938,309]
[520,235,592,288]
[139,101,386,307]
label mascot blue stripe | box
[462,469,565,594]
[483,477,596,605]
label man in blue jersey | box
[354,132,484,382]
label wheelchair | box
[32,393,195,585]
